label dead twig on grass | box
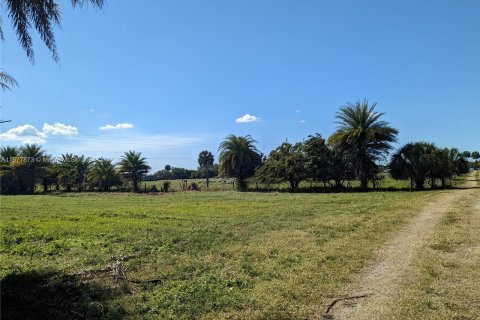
[68,252,165,285]
[323,294,372,319]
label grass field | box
[0,190,441,319]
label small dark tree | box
[390,142,436,190]
[198,150,214,189]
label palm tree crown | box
[118,151,150,192]
[198,150,214,188]
[0,146,19,163]
[89,158,120,191]
[2,0,105,62]
[328,99,398,191]
[0,70,18,90]
[218,134,262,191]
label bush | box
[163,181,171,193]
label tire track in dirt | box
[317,173,479,320]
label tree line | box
[1,100,478,194]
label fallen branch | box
[67,253,165,286]
[323,293,372,318]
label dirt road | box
[319,173,479,320]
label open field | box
[1,190,438,319]
[1,173,478,319]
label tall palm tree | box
[57,153,76,191]
[89,158,120,191]
[328,99,398,191]
[198,150,214,188]
[11,143,46,193]
[218,134,262,191]
[2,0,105,62]
[118,151,151,192]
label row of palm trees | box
[0,146,150,194]
[390,142,470,190]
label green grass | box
[1,191,437,319]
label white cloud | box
[0,124,47,143]
[99,123,134,130]
[42,122,78,135]
[235,114,261,123]
[299,120,306,123]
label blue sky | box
[1,0,479,171]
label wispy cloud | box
[99,123,134,130]
[0,124,47,143]
[299,120,306,123]
[43,122,78,135]
[235,114,261,123]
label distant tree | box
[40,155,60,192]
[326,147,356,188]
[118,151,151,192]
[303,134,330,185]
[472,151,480,168]
[0,146,19,164]
[198,150,214,188]
[450,148,469,175]
[89,158,121,191]
[11,144,47,193]
[218,134,262,191]
[258,142,306,190]
[153,167,198,180]
[389,142,436,190]
[0,146,19,194]
[328,99,398,191]
[431,147,454,188]
[57,154,93,191]
[472,151,480,160]
[461,151,471,159]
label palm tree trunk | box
[359,154,368,191]
[237,178,247,191]
[206,167,210,189]
[132,175,138,192]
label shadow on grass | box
[1,271,127,320]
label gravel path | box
[319,173,479,320]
